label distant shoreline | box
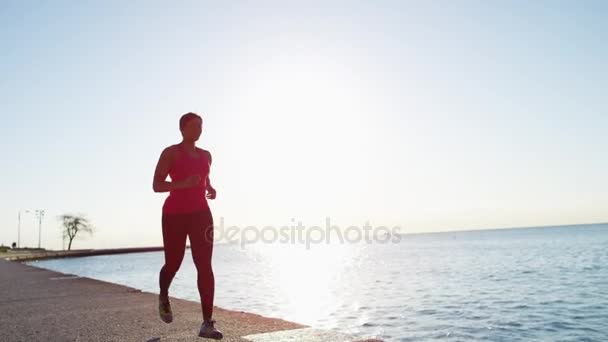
[1,246,165,262]
[399,221,607,237]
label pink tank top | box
[162,144,210,214]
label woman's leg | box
[187,208,215,322]
[159,213,188,297]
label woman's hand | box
[206,186,217,200]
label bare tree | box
[59,214,94,250]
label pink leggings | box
[159,208,215,321]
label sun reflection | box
[251,242,358,324]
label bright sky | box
[1,1,607,250]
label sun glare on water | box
[250,242,359,325]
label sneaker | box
[158,295,173,323]
[198,319,223,339]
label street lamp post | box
[17,210,30,248]
[35,210,45,249]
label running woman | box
[153,112,222,339]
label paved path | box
[0,259,304,341]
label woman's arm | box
[205,150,216,199]
[153,146,200,193]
